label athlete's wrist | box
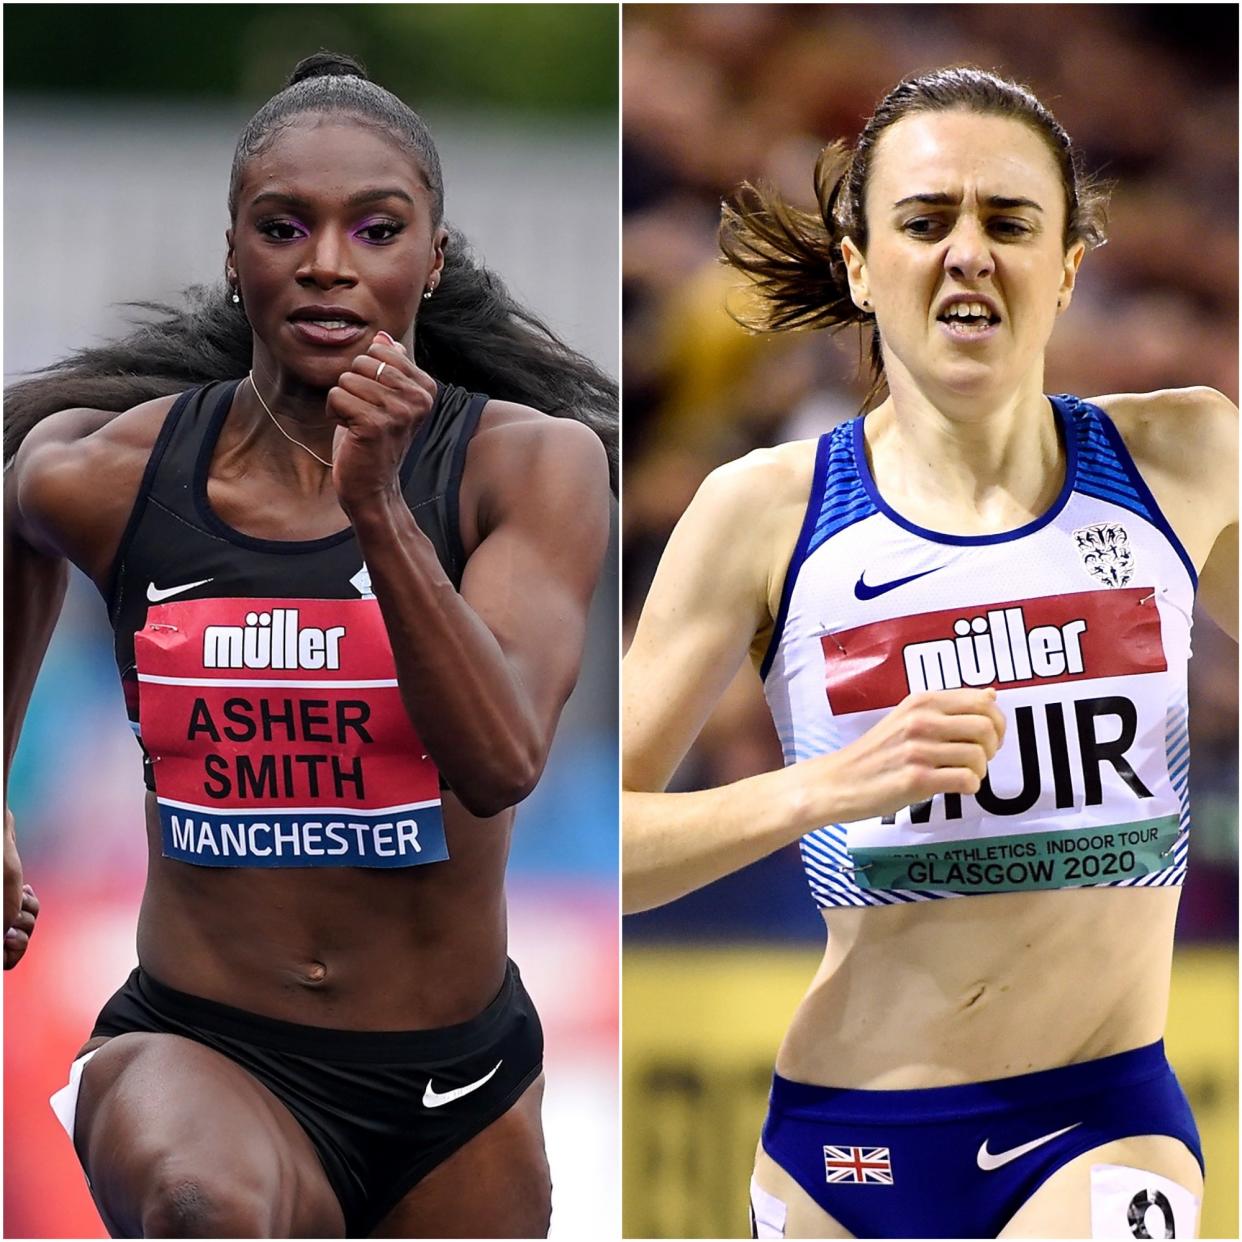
[784,752,851,840]
[343,486,412,531]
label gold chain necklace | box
[248,371,333,468]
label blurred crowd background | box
[4,5,617,1237]
[622,5,1237,1237]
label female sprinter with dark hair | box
[623,67,1236,1239]
[6,52,614,1239]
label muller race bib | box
[817,586,1179,893]
[135,597,448,869]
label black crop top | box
[104,378,485,869]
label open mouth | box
[937,302,1001,336]
[287,310,367,346]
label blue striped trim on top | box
[764,395,1195,684]
[760,421,877,680]
[1148,696,1191,888]
[1066,394,1156,522]
[807,419,877,556]
[1063,394,1198,591]
[851,398,1078,546]
[801,827,950,908]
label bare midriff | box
[776,884,1178,1088]
[135,790,512,1031]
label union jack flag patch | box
[823,1145,894,1184]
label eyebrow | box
[250,187,417,210]
[893,192,1044,212]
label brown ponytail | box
[720,141,883,403]
[718,66,1111,408]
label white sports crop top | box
[762,395,1195,908]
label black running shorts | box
[90,961,543,1235]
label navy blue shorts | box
[760,1041,1202,1239]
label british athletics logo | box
[822,587,1166,716]
[823,1145,894,1185]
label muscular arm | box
[1199,522,1238,641]
[4,409,116,769]
[4,415,94,933]
[327,337,611,817]
[623,451,1004,914]
[3,496,68,931]
[1185,392,1239,641]
[4,491,69,774]
[349,410,611,817]
[1102,387,1238,641]
[4,403,166,931]
[623,454,796,912]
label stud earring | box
[232,290,241,305]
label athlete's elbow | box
[453,744,544,817]
[454,775,538,818]
[621,867,686,915]
[622,883,660,916]
[621,831,688,915]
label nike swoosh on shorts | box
[853,566,944,600]
[977,1122,1082,1171]
[147,578,214,602]
[423,1060,504,1109]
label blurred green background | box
[4,3,617,114]
[4,5,618,1238]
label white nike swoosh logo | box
[977,1123,1081,1170]
[422,1060,503,1109]
[147,578,214,602]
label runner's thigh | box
[752,1144,854,1239]
[999,1135,1202,1239]
[368,1075,550,1239]
[75,1032,345,1238]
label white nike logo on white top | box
[422,1060,503,1109]
[977,1123,1081,1170]
[147,578,214,602]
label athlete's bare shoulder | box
[639,437,819,644]
[707,438,820,608]
[1091,387,1237,566]
[626,438,821,755]
[470,398,606,469]
[11,395,180,572]
[1092,387,1237,482]
[708,437,818,495]
[16,394,179,457]
[460,399,610,538]
[689,438,819,547]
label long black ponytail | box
[5,52,617,491]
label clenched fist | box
[328,331,437,510]
[812,688,1007,823]
[4,884,38,970]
